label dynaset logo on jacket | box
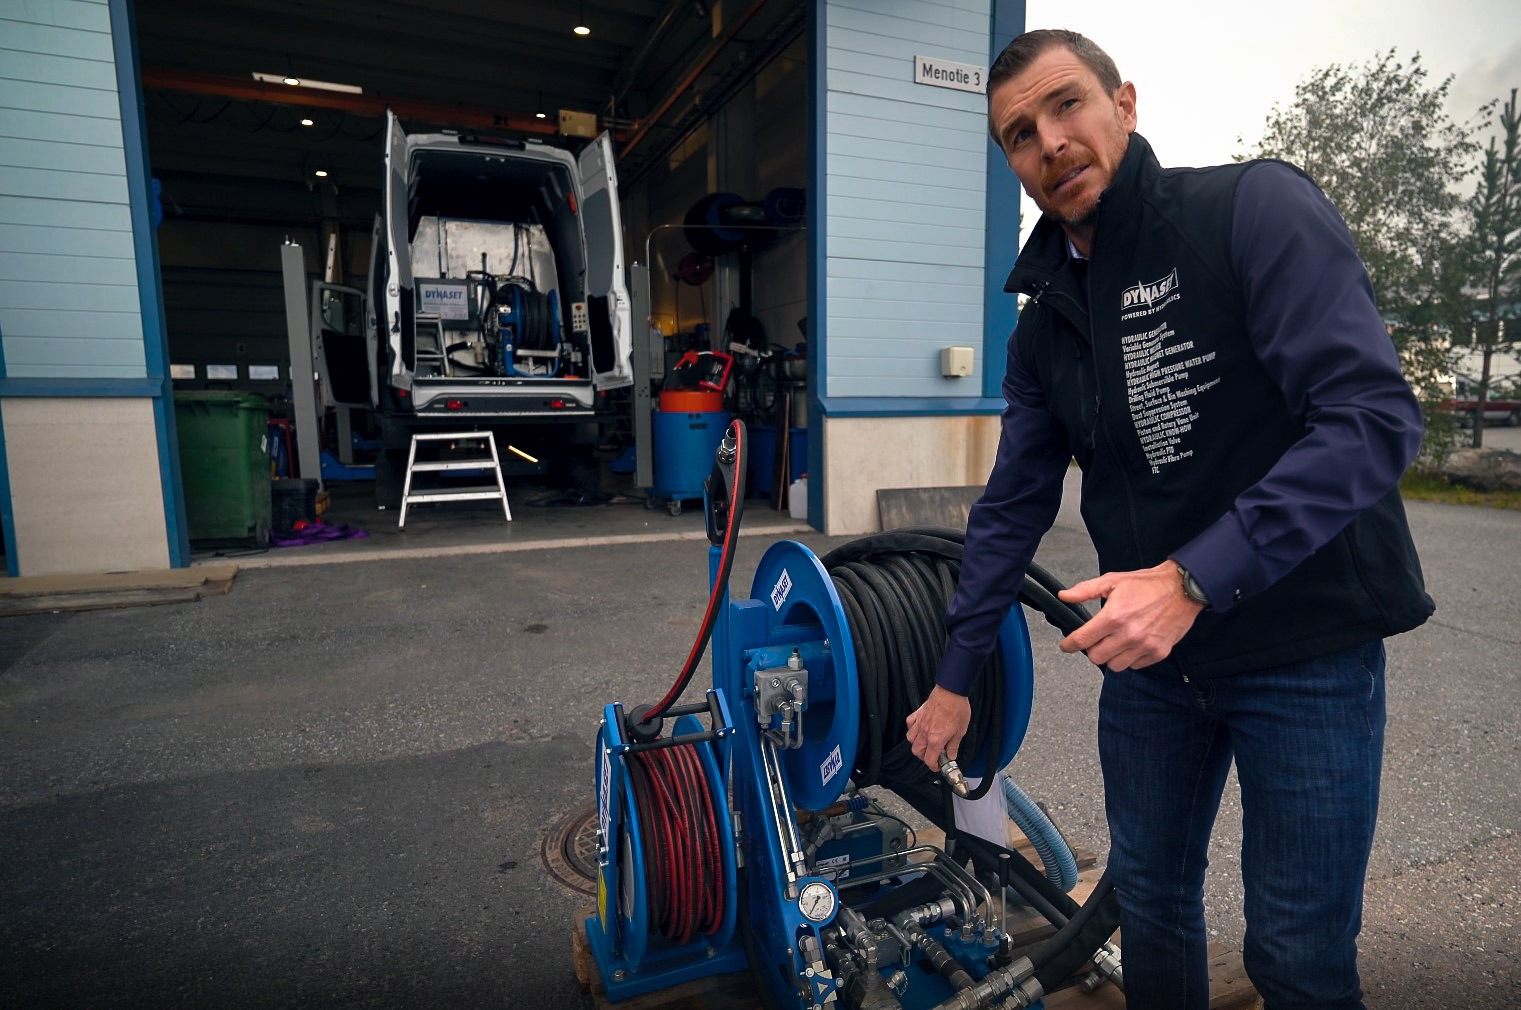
[1120,268,1180,318]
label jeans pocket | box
[1359,640,1385,702]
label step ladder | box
[398,431,511,529]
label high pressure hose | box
[817,527,1094,801]
[618,422,746,949]
[819,527,1122,997]
[643,420,746,723]
[624,741,726,944]
[820,529,1004,801]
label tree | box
[1460,88,1521,448]
[1241,50,1480,460]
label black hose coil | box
[819,527,1120,992]
[819,526,1093,802]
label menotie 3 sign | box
[913,54,988,94]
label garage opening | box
[135,0,811,554]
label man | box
[905,29,1434,1010]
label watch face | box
[798,881,836,923]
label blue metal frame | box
[0,378,163,398]
[987,600,1036,775]
[819,395,1006,418]
[0,382,15,577]
[746,540,860,812]
[805,0,825,531]
[110,0,190,568]
[585,699,747,1001]
[716,561,844,1006]
[0,321,15,575]
[983,0,1027,399]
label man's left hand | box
[1057,560,1205,671]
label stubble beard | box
[1059,193,1101,231]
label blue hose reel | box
[585,695,748,999]
[495,283,561,376]
[587,526,1041,1006]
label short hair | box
[988,29,1122,94]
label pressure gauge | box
[798,881,837,923]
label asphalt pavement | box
[0,474,1516,1008]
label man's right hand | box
[905,686,971,773]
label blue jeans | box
[1098,641,1386,1010]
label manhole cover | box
[542,802,599,896]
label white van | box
[314,112,632,497]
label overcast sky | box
[1013,0,1521,239]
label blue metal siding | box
[983,0,1024,397]
[823,0,992,399]
[0,0,144,380]
[108,0,188,565]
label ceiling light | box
[314,169,328,178]
[299,117,314,127]
[574,0,589,34]
[252,72,364,94]
[535,92,547,119]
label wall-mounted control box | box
[940,345,974,377]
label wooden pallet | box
[571,834,1259,1010]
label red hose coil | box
[629,742,725,945]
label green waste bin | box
[174,391,273,546]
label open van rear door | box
[577,132,633,390]
[383,110,414,390]
[310,281,369,408]
[363,213,383,407]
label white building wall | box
[2,397,169,573]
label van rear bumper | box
[398,378,598,419]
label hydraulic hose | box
[999,772,1079,893]
[645,420,747,722]
[1026,868,1120,993]
[817,528,1120,997]
[818,526,1094,802]
[820,529,1004,802]
[894,909,975,992]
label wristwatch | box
[1177,564,1212,608]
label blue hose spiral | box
[1000,772,1079,893]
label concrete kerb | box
[199,522,815,570]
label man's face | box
[988,46,1137,229]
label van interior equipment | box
[304,111,632,506]
[587,421,1124,1007]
